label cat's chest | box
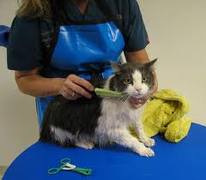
[100,99,139,123]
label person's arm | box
[8,17,94,100]
[125,49,149,64]
[15,68,64,97]
[15,68,94,99]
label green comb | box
[95,88,126,98]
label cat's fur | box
[40,60,157,157]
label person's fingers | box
[68,92,81,100]
[60,87,80,100]
[59,87,73,100]
[64,80,92,99]
[72,93,81,99]
[68,74,94,91]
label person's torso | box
[39,0,126,79]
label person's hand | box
[129,71,158,108]
[59,74,94,100]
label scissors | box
[48,158,92,176]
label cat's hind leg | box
[111,129,155,157]
[50,125,75,146]
[50,126,95,149]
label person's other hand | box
[59,74,94,100]
[129,71,158,108]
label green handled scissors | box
[48,158,92,176]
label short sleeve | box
[7,16,43,71]
[123,0,149,52]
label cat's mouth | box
[131,93,147,99]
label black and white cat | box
[40,60,157,157]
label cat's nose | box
[135,87,142,92]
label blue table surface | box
[3,123,206,180]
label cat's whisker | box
[116,95,123,101]
[123,95,130,102]
[119,94,130,105]
[118,95,125,102]
[119,94,129,102]
[124,95,130,102]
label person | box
[7,0,158,125]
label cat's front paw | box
[143,138,155,147]
[76,142,94,150]
[138,147,155,157]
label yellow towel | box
[131,89,192,143]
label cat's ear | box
[111,62,121,74]
[145,58,158,68]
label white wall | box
[0,0,39,166]
[0,0,206,166]
[139,0,206,125]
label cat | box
[40,59,157,157]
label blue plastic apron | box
[36,17,125,125]
[0,25,10,47]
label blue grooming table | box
[3,123,206,180]
[0,25,10,47]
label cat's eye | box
[123,78,132,84]
[142,77,147,83]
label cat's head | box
[108,59,157,98]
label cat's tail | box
[39,103,57,144]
